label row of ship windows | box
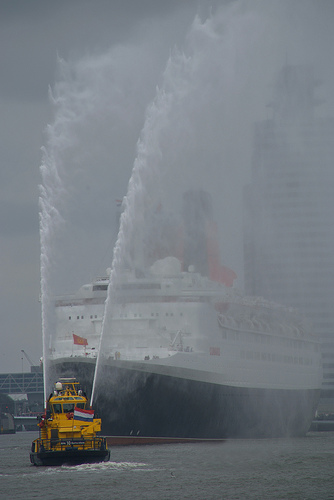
[69,315,98,320]
[69,312,184,320]
[240,350,313,365]
[116,312,184,318]
[221,330,318,351]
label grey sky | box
[1,0,334,373]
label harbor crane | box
[21,349,36,367]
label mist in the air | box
[39,0,334,397]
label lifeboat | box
[30,378,110,466]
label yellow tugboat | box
[30,378,110,466]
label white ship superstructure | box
[52,256,321,393]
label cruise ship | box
[49,191,322,438]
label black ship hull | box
[50,359,320,439]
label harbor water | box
[1,431,334,499]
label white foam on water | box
[36,461,152,475]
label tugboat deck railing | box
[32,436,107,453]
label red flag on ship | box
[73,334,88,346]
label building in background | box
[244,64,334,407]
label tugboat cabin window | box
[52,402,86,413]
[63,403,75,413]
[53,404,62,414]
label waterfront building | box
[244,64,334,404]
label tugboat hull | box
[30,378,110,466]
[30,446,110,466]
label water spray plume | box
[39,2,327,435]
[90,88,173,404]
[90,4,261,403]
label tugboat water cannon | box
[30,378,110,466]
